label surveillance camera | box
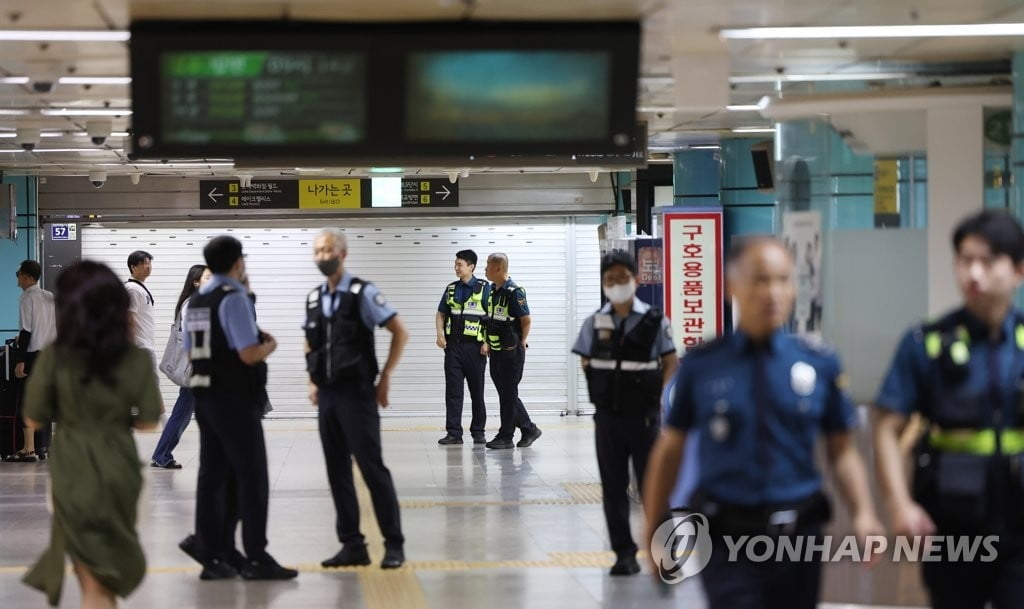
[86,120,112,146]
[15,127,39,152]
[88,170,107,189]
[32,81,55,94]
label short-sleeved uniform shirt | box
[665,329,858,506]
[320,271,398,330]
[19,284,56,352]
[126,280,156,351]
[437,276,491,315]
[572,298,676,360]
[183,275,259,353]
[875,308,1024,428]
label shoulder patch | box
[374,292,387,306]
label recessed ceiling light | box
[0,109,29,116]
[0,77,29,85]
[719,23,1024,40]
[0,30,130,42]
[732,127,776,134]
[40,108,132,116]
[725,104,762,111]
[58,76,132,85]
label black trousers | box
[922,532,1024,609]
[700,525,823,609]
[444,340,487,439]
[319,381,404,550]
[16,351,50,453]
[194,392,270,561]
[489,345,535,440]
[594,409,659,556]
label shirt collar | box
[202,274,245,294]
[599,298,649,316]
[23,283,39,293]
[730,327,785,353]
[323,271,354,295]
[460,275,477,287]
[958,307,1019,343]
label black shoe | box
[199,558,238,581]
[226,549,248,572]
[609,554,640,576]
[517,426,542,448]
[381,547,405,569]
[151,459,182,469]
[485,437,514,449]
[179,535,202,564]
[472,434,486,445]
[437,435,463,445]
[240,556,298,580]
[322,543,371,568]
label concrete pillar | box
[926,105,984,317]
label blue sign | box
[50,224,76,241]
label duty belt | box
[929,428,1024,455]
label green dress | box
[21,345,162,606]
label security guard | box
[184,235,297,581]
[483,252,542,449]
[643,236,880,608]
[572,251,678,575]
[436,249,490,445]
[874,209,1024,608]
[306,228,409,570]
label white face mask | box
[603,280,637,305]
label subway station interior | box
[2,1,1024,608]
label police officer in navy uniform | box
[572,251,678,575]
[643,236,880,608]
[483,252,542,449]
[306,228,409,570]
[874,209,1024,609]
[185,235,297,581]
[436,249,491,445]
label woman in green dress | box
[21,260,163,609]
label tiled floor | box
[0,415,925,608]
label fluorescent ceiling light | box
[689,144,722,149]
[370,167,403,173]
[0,30,130,42]
[732,127,776,134]
[637,106,675,113]
[0,77,29,84]
[58,76,132,85]
[730,72,911,83]
[726,104,762,111]
[0,109,29,116]
[10,147,125,153]
[719,23,1024,40]
[40,108,132,116]
[121,162,234,168]
[0,133,14,138]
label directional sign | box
[50,223,77,241]
[400,178,459,207]
[200,180,299,209]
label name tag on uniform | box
[185,307,211,333]
[465,300,481,311]
[493,305,508,321]
[595,314,614,341]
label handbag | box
[158,318,191,387]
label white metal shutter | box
[572,218,603,413]
[81,218,599,415]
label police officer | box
[307,228,409,570]
[572,251,678,575]
[874,209,1024,608]
[436,249,490,445]
[643,236,880,608]
[184,235,297,581]
[483,252,542,449]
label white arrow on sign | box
[207,187,223,204]
[434,184,451,201]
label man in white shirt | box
[5,260,56,462]
[125,250,156,364]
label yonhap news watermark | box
[650,513,1000,585]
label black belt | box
[693,490,831,536]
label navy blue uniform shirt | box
[320,271,398,331]
[666,329,858,506]
[437,276,491,314]
[490,278,530,318]
[876,308,1024,428]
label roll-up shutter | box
[80,217,600,415]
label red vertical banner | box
[663,208,725,354]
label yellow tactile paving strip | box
[560,482,604,504]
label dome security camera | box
[32,81,55,94]
[87,120,112,146]
[88,170,107,189]
[15,127,39,152]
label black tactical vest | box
[186,284,263,402]
[304,279,378,387]
[585,307,664,413]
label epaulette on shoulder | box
[795,333,835,356]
